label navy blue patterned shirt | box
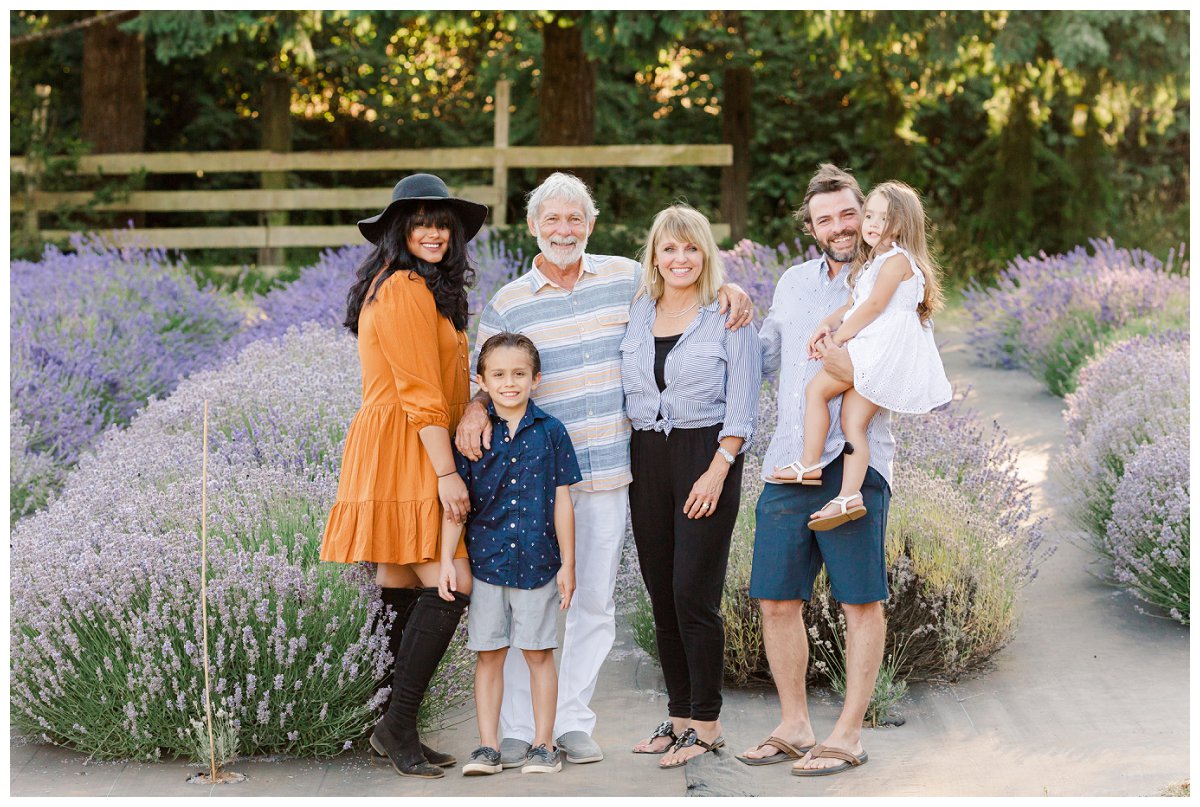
[453,400,582,589]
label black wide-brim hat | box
[357,173,490,245]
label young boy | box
[438,332,580,776]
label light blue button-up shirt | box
[759,256,894,486]
[620,295,762,451]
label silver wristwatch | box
[716,446,736,465]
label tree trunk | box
[81,12,145,228]
[258,72,293,272]
[537,12,596,188]
[720,65,752,243]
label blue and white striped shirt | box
[759,256,894,486]
[473,253,638,492]
[620,296,762,450]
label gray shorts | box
[467,577,561,652]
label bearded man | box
[736,163,894,777]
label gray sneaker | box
[462,746,502,776]
[555,730,604,764]
[520,744,562,774]
[499,737,531,769]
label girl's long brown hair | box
[849,181,944,324]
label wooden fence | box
[11,81,733,255]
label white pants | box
[499,486,629,740]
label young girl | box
[775,180,952,530]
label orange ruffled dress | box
[321,270,470,565]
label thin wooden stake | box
[201,400,217,782]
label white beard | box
[536,231,588,269]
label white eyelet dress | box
[844,243,953,414]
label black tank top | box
[654,333,681,392]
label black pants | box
[629,424,743,722]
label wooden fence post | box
[492,80,511,228]
[259,73,292,274]
[23,84,52,243]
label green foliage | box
[9,10,1189,279]
[808,606,910,727]
[1028,308,1108,397]
[632,463,1026,687]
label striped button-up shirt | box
[620,296,762,450]
[759,256,895,487]
[473,253,638,492]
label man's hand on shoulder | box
[717,283,754,331]
[454,397,491,460]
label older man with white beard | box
[456,172,753,766]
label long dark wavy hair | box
[344,203,475,335]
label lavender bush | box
[720,238,818,319]
[963,239,1188,395]
[10,324,473,760]
[10,235,243,521]
[1060,331,1190,623]
[1061,331,1189,543]
[10,409,63,520]
[1108,438,1190,623]
[620,380,1045,684]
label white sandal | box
[769,460,823,486]
[808,492,867,531]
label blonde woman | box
[619,204,762,769]
[773,180,951,532]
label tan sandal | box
[808,492,867,531]
[790,743,868,776]
[769,460,823,485]
[735,735,813,766]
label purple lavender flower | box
[9,325,454,760]
[1108,438,1189,623]
[10,234,241,519]
[963,239,1188,394]
[1061,332,1189,543]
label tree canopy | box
[10,10,1189,278]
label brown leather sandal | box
[735,735,814,766]
[790,743,869,776]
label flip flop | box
[790,744,869,777]
[659,728,724,769]
[632,720,678,755]
[735,735,814,766]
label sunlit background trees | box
[10,10,1189,279]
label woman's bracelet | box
[437,470,457,478]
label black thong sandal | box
[660,728,725,769]
[632,720,678,754]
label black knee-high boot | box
[379,587,421,701]
[374,587,456,768]
[370,587,469,778]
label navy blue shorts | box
[749,453,890,604]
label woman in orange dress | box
[321,173,486,779]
